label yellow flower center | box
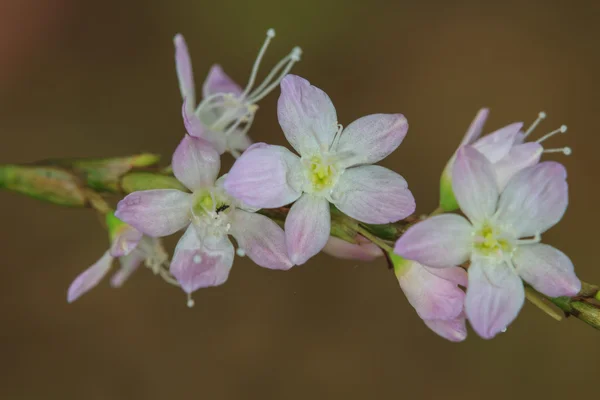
[305,155,339,192]
[473,223,513,258]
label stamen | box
[522,111,546,140]
[516,233,542,245]
[247,46,302,104]
[543,147,572,155]
[330,123,344,150]
[187,293,195,308]
[536,125,567,144]
[236,248,246,257]
[241,29,277,98]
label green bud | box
[0,165,86,207]
[439,162,459,212]
[121,172,187,193]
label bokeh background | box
[0,0,598,399]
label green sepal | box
[439,167,459,212]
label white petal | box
[229,209,293,270]
[201,64,243,99]
[394,214,473,268]
[67,251,114,303]
[495,162,568,238]
[172,135,221,191]
[285,194,330,265]
[110,250,145,288]
[115,190,192,237]
[472,122,522,163]
[277,75,338,156]
[330,165,415,224]
[173,34,196,108]
[459,108,489,146]
[224,143,304,208]
[493,142,543,191]
[335,114,408,167]
[170,225,235,293]
[513,244,580,297]
[452,146,498,223]
[465,258,525,339]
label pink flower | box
[440,109,571,210]
[396,146,580,339]
[224,75,415,265]
[115,135,292,299]
[67,218,168,303]
[322,235,383,261]
[393,255,468,342]
[174,30,302,157]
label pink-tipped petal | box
[115,190,192,237]
[424,314,468,342]
[335,114,408,167]
[465,258,525,339]
[181,100,227,154]
[493,142,543,191]
[174,34,196,108]
[471,122,522,163]
[172,134,221,191]
[229,209,293,270]
[202,64,243,99]
[110,249,145,288]
[285,194,330,265]
[224,143,303,208]
[496,162,568,238]
[322,235,383,261]
[109,224,143,258]
[394,214,472,268]
[452,146,498,223]
[331,165,415,224]
[170,225,235,293]
[514,244,580,297]
[397,263,466,320]
[460,108,489,146]
[277,75,338,156]
[67,251,114,303]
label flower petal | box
[322,235,383,261]
[424,314,468,342]
[394,214,472,268]
[513,243,580,297]
[181,100,227,154]
[172,134,221,191]
[331,165,415,224]
[335,114,408,167]
[110,249,145,288]
[170,225,235,293]
[452,146,498,223]
[460,108,489,146]
[465,258,525,339]
[202,64,243,99]
[108,223,142,258]
[277,75,338,156]
[115,190,192,237]
[285,194,330,265]
[397,262,466,320]
[229,209,293,270]
[226,129,252,155]
[493,142,543,191]
[173,34,196,108]
[224,143,303,208]
[471,122,522,163]
[67,251,114,303]
[495,162,568,237]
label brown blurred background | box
[0,0,598,399]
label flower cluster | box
[66,28,581,342]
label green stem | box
[2,157,600,331]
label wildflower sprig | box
[1,27,598,341]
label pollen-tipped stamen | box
[536,125,567,144]
[543,146,572,155]
[522,111,547,140]
[241,28,277,99]
[247,46,302,104]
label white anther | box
[236,248,246,257]
[187,294,195,308]
[543,146,572,155]
[193,254,202,264]
[523,111,547,139]
[267,28,276,38]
